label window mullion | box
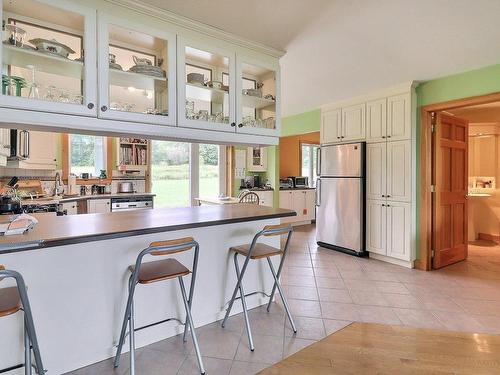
[190,143,200,206]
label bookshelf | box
[117,138,149,171]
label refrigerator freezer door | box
[316,177,364,253]
[320,143,364,177]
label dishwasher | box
[111,197,154,212]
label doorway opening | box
[419,92,500,270]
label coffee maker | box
[242,175,261,189]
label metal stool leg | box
[129,294,136,375]
[16,276,44,375]
[114,275,137,369]
[24,317,32,375]
[266,254,286,312]
[233,253,254,351]
[178,276,205,375]
[266,257,297,333]
[222,253,251,328]
[182,262,198,343]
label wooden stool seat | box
[0,287,21,318]
[230,243,283,259]
[129,259,191,284]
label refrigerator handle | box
[315,178,321,206]
[316,147,321,176]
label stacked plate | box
[129,64,166,78]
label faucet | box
[54,172,62,197]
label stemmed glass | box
[26,65,39,99]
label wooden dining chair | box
[239,192,260,204]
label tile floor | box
[66,226,500,375]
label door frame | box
[418,92,500,270]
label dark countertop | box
[279,187,316,191]
[0,205,295,254]
[239,187,274,191]
[22,193,156,205]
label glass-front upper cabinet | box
[97,13,176,125]
[236,55,280,137]
[177,38,235,132]
[0,0,97,116]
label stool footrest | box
[0,363,24,374]
[223,290,270,309]
[115,316,184,345]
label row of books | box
[119,145,147,166]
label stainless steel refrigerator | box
[316,142,367,256]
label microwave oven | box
[288,176,309,188]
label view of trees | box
[151,142,218,166]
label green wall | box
[281,109,321,136]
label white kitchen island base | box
[0,207,291,375]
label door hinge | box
[431,123,436,133]
[431,111,437,133]
[431,250,435,258]
[430,185,436,193]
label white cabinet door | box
[22,131,57,170]
[62,202,78,215]
[256,190,273,207]
[247,147,267,172]
[279,190,294,222]
[321,109,341,144]
[386,140,411,202]
[0,129,10,158]
[366,98,387,143]
[304,190,316,221]
[366,143,387,201]
[386,201,411,261]
[387,94,411,141]
[342,103,365,142]
[291,190,305,221]
[0,1,97,117]
[366,200,386,255]
[88,199,111,214]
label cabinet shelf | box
[109,69,167,92]
[3,44,84,79]
[186,83,227,103]
[241,94,275,110]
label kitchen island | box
[0,205,295,374]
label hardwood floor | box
[259,322,500,374]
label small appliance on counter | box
[242,175,261,189]
[0,195,22,215]
[279,178,294,189]
[117,181,135,193]
[288,176,309,188]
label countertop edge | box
[0,209,296,255]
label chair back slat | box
[262,223,292,237]
[149,237,196,256]
[239,192,260,204]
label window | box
[301,143,320,187]
[199,144,220,198]
[70,135,106,177]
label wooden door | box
[321,109,341,144]
[366,200,386,255]
[433,113,468,269]
[366,98,387,143]
[366,142,387,200]
[386,140,411,202]
[342,103,366,142]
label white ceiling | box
[139,0,500,117]
[137,0,331,51]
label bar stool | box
[222,224,297,351]
[0,265,45,375]
[114,237,205,375]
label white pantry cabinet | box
[342,103,365,142]
[279,189,315,224]
[247,147,267,172]
[321,109,341,144]
[366,200,410,261]
[386,94,411,141]
[367,141,411,203]
[254,190,273,207]
[366,98,387,143]
[87,198,111,214]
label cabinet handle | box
[87,103,94,109]
[230,122,236,127]
[381,136,386,139]
[101,105,108,112]
[387,135,391,138]
[238,123,243,128]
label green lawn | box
[151,164,219,207]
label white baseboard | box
[369,253,414,268]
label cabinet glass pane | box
[185,46,230,125]
[2,0,85,104]
[241,62,276,130]
[107,24,168,116]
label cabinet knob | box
[387,204,391,207]
[101,105,108,112]
[238,123,243,128]
[230,122,236,127]
[387,135,392,138]
[387,195,391,198]
[382,194,386,197]
[87,102,94,109]
[381,136,386,139]
[337,136,341,139]
[382,204,385,207]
